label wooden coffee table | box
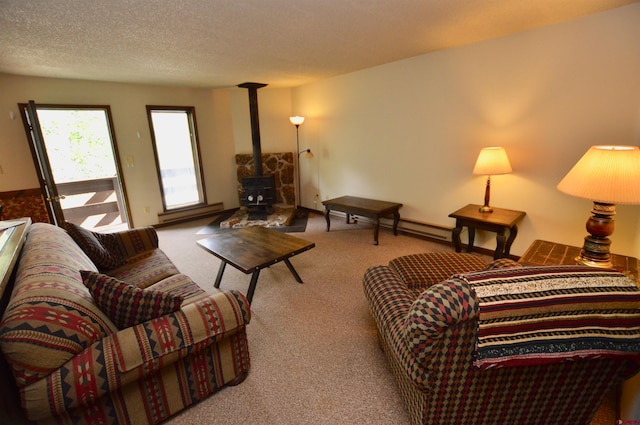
[197,226,315,303]
[322,196,402,245]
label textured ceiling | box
[0,0,637,89]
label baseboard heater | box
[325,211,454,242]
[157,202,224,224]
[396,217,454,242]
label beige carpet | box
[156,213,615,425]
[157,212,454,424]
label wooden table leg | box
[504,225,518,258]
[452,222,463,252]
[392,210,400,236]
[324,207,331,231]
[467,227,475,253]
[246,270,261,304]
[373,217,380,245]
[495,229,507,259]
[214,261,227,288]
[284,259,304,283]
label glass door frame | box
[19,101,131,229]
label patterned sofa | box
[363,252,640,425]
[0,222,251,424]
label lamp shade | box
[557,145,640,204]
[289,116,305,125]
[473,147,512,176]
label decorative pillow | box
[81,271,183,329]
[484,258,524,270]
[66,221,125,271]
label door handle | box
[46,195,66,202]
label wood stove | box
[240,175,275,219]
[238,82,275,220]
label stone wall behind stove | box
[235,152,295,206]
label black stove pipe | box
[238,82,267,176]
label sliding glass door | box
[20,101,130,231]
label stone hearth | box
[220,206,295,229]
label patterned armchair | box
[363,252,640,425]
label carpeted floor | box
[157,213,616,425]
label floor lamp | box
[290,116,313,209]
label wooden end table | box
[519,239,639,283]
[322,196,402,245]
[449,204,526,260]
[197,226,315,303]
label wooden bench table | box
[322,196,402,245]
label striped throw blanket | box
[454,265,640,369]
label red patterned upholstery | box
[363,252,640,425]
[0,223,251,424]
[107,249,180,288]
[0,224,113,386]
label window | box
[147,106,206,211]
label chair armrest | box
[21,290,250,420]
[403,278,478,386]
[363,265,416,339]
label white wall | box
[0,76,249,227]
[230,87,295,155]
[291,4,640,258]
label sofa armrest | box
[112,290,250,373]
[108,226,159,258]
[21,290,250,420]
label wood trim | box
[0,188,42,199]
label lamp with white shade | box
[473,147,513,213]
[557,145,640,268]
